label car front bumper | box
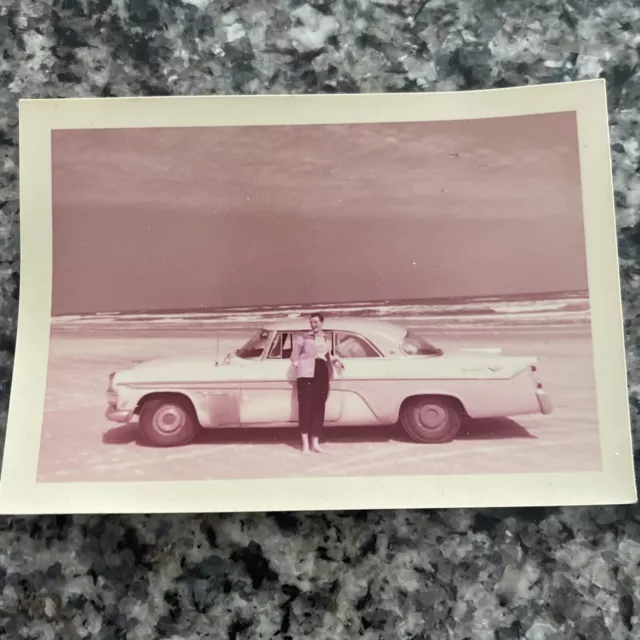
[536,389,553,415]
[106,405,133,423]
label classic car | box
[105,317,552,447]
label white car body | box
[106,318,552,445]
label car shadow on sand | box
[198,425,405,449]
[102,423,139,445]
[102,417,534,449]
[102,423,403,451]
[457,417,536,441]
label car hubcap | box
[153,406,185,434]
[418,405,446,429]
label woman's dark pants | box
[297,359,330,438]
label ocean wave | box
[51,311,590,332]
[50,321,592,336]
[52,296,591,330]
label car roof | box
[262,317,408,348]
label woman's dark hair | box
[310,312,325,322]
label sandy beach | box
[37,320,601,483]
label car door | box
[239,331,343,425]
[239,331,299,425]
[323,331,343,422]
[333,331,386,423]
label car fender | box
[119,386,213,427]
[390,388,469,422]
[337,378,470,425]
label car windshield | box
[400,332,443,357]
[236,329,271,359]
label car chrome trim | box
[536,389,553,415]
[122,369,530,390]
[266,329,384,359]
[105,406,133,423]
[124,381,244,389]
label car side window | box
[268,332,292,359]
[335,332,378,358]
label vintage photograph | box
[37,111,601,483]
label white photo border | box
[1,80,635,514]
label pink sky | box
[51,112,587,314]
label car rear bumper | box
[536,389,553,415]
[106,405,133,423]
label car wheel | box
[139,396,199,447]
[401,396,462,443]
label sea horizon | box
[50,290,592,335]
[53,289,589,319]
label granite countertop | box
[1,1,639,638]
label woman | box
[291,313,343,454]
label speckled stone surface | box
[1,1,639,638]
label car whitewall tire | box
[139,396,199,447]
[401,396,462,444]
